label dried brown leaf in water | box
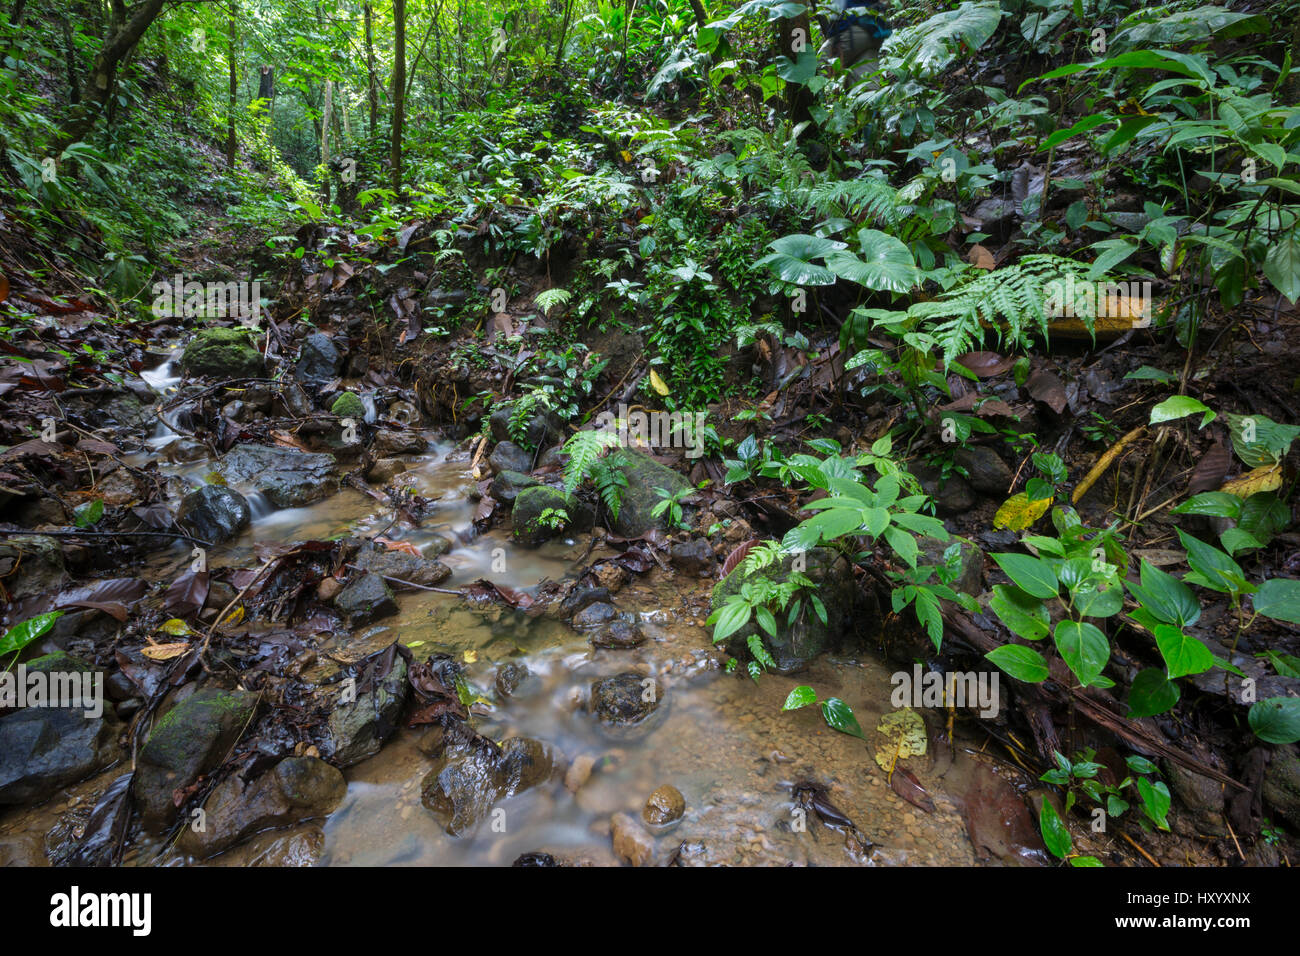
[890,766,937,813]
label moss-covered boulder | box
[609,449,691,537]
[134,688,259,832]
[512,485,579,545]
[330,391,365,420]
[710,547,865,674]
[180,327,263,379]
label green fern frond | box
[561,429,622,495]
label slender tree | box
[391,0,406,192]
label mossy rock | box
[330,391,366,419]
[609,449,691,537]
[135,688,258,832]
[710,547,866,674]
[511,485,593,545]
[180,327,263,379]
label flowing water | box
[1,360,1031,867]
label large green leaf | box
[986,644,1050,682]
[1127,559,1201,628]
[992,552,1059,599]
[0,611,64,657]
[1263,235,1300,304]
[1150,395,1215,428]
[883,1,1002,78]
[825,230,918,293]
[754,234,844,286]
[1054,620,1110,686]
[1254,578,1300,625]
[1248,697,1300,744]
[821,697,866,739]
[990,584,1050,641]
[1154,624,1214,679]
[1127,669,1181,718]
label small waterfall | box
[244,490,274,520]
[361,393,378,424]
[141,350,183,394]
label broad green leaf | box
[1136,778,1171,830]
[992,552,1059,599]
[1171,492,1241,519]
[989,584,1050,641]
[782,685,818,711]
[1248,697,1300,744]
[1127,559,1200,627]
[1154,624,1213,679]
[1177,529,1249,594]
[820,697,866,739]
[1039,799,1072,859]
[1127,669,1181,718]
[1149,395,1215,428]
[1054,620,1110,686]
[0,611,64,657]
[1254,578,1300,624]
[986,644,1050,682]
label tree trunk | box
[364,1,378,135]
[686,0,707,30]
[321,79,332,202]
[776,11,813,129]
[391,0,406,192]
[63,20,79,104]
[553,0,573,70]
[58,0,168,146]
[226,0,238,167]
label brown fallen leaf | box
[890,765,936,814]
[141,641,190,661]
[968,244,996,270]
[1188,441,1232,495]
[1026,368,1068,415]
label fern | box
[561,429,622,495]
[803,175,904,227]
[908,255,1100,366]
[507,389,551,450]
[534,287,572,316]
[591,457,629,522]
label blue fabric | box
[826,4,892,41]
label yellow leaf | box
[1220,463,1282,498]
[994,492,1053,531]
[649,368,670,396]
[159,618,194,637]
[620,150,632,162]
[141,641,190,661]
[463,649,478,663]
[874,707,928,771]
[221,605,244,626]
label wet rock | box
[177,484,250,544]
[320,652,409,767]
[1263,746,1300,829]
[221,399,256,422]
[495,662,531,698]
[610,450,690,537]
[591,620,645,649]
[247,824,325,866]
[589,672,660,727]
[536,446,568,470]
[670,538,716,576]
[367,458,407,483]
[489,441,534,476]
[371,428,428,458]
[135,688,259,832]
[1164,761,1227,836]
[330,391,365,420]
[490,470,539,504]
[589,563,629,593]
[333,572,398,626]
[424,288,469,311]
[513,852,558,866]
[643,784,685,826]
[353,545,451,589]
[0,700,121,806]
[489,405,563,449]
[165,439,209,463]
[610,812,654,866]
[954,445,1014,497]
[918,534,985,598]
[915,466,975,516]
[573,602,617,628]
[280,382,314,417]
[564,754,597,793]
[217,444,337,508]
[512,485,576,545]
[712,547,866,673]
[420,734,557,836]
[176,757,346,859]
[0,535,67,600]
[294,332,342,392]
[181,327,264,379]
